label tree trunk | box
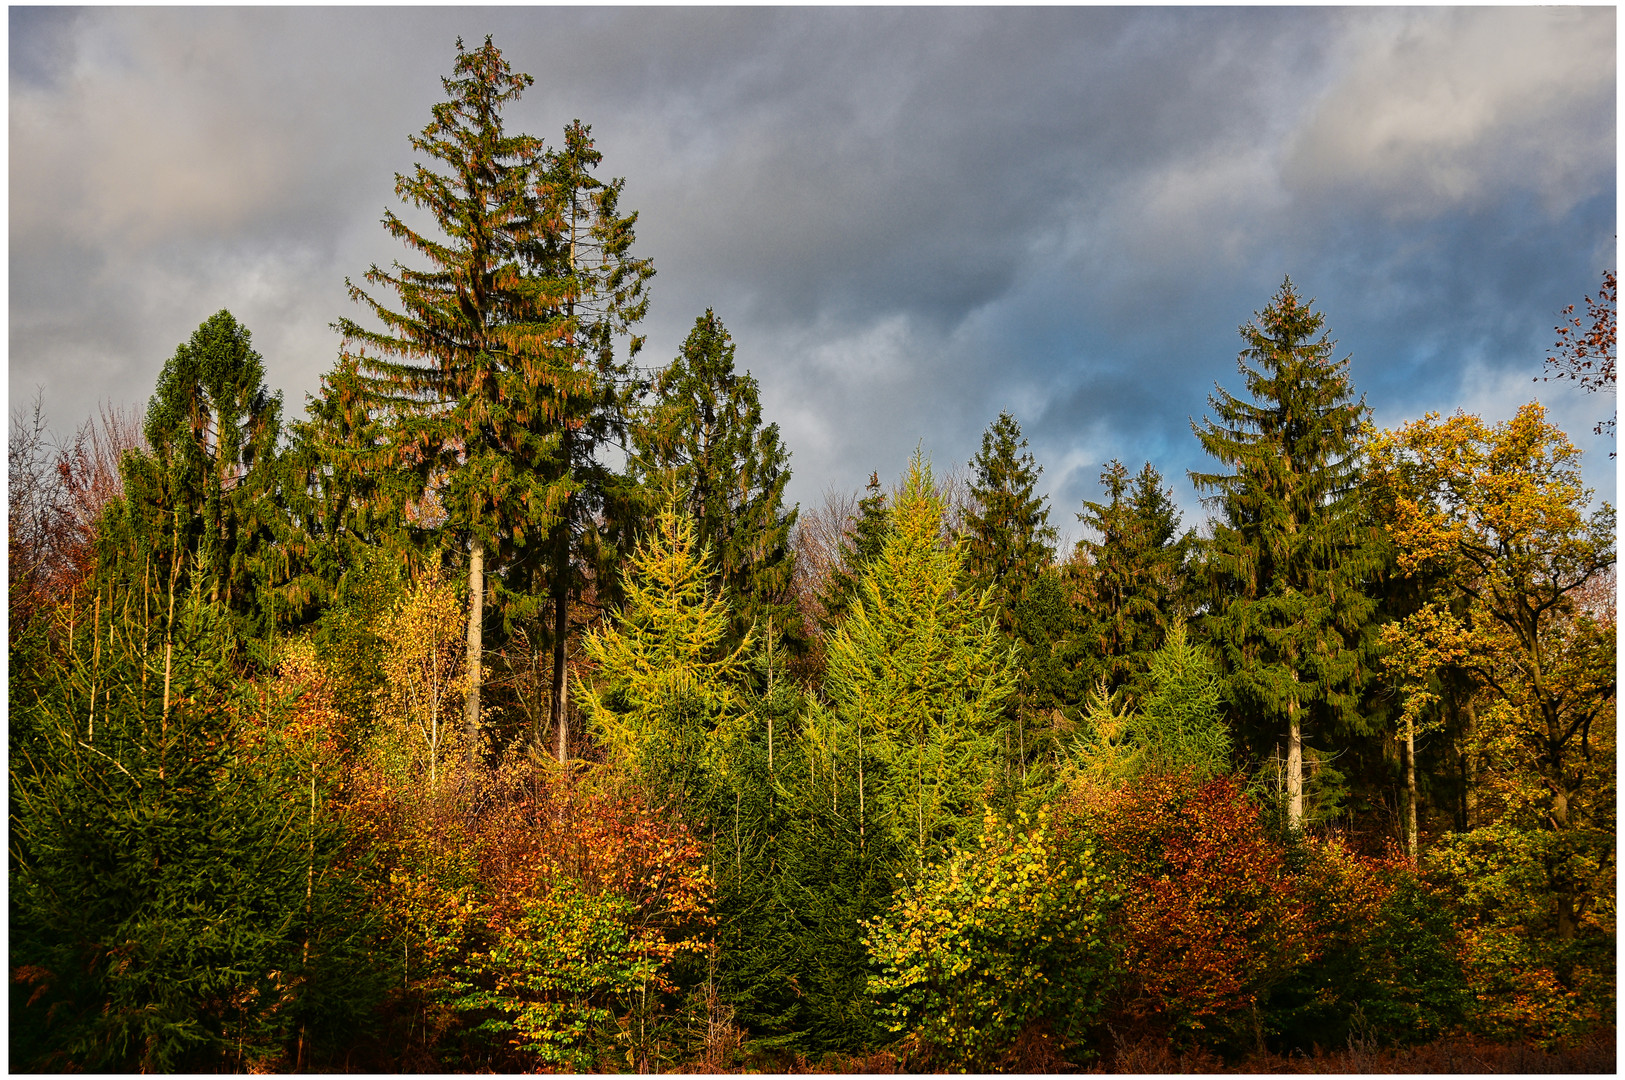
[551,573,569,763]
[1462,698,1478,830]
[1287,695,1303,831]
[465,537,484,769]
[1405,718,1418,861]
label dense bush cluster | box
[10,36,1613,1073]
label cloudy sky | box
[10,6,1616,546]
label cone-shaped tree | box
[110,310,282,646]
[633,309,798,650]
[818,471,892,631]
[1190,279,1379,830]
[335,38,572,766]
[963,411,1063,779]
[511,118,656,762]
[575,495,752,800]
[964,411,1057,626]
[822,452,1016,872]
[1075,459,1194,698]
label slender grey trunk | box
[1405,718,1418,860]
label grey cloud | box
[9,6,1615,530]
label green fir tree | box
[633,309,798,650]
[1190,278,1380,830]
[1075,459,1193,699]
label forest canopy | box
[9,37,1615,1074]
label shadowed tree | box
[633,308,798,651]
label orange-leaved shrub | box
[450,762,715,1070]
[1090,770,1318,1043]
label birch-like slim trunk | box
[1287,696,1303,831]
[465,537,484,769]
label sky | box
[10,6,1617,549]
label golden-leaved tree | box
[1369,401,1615,1040]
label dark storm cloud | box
[10,7,1615,539]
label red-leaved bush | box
[1091,771,1318,1037]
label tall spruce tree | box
[336,38,569,766]
[1190,279,1379,830]
[1075,459,1193,698]
[963,412,1062,778]
[632,309,798,649]
[520,118,655,762]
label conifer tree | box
[963,412,1056,614]
[10,594,379,1071]
[575,496,752,800]
[818,471,892,630]
[963,412,1064,779]
[633,309,798,648]
[1075,459,1193,697]
[516,118,655,763]
[112,310,283,645]
[822,452,1016,872]
[336,38,570,766]
[277,356,424,623]
[1190,279,1379,830]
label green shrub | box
[864,808,1116,1069]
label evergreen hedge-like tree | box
[111,310,283,646]
[1190,279,1379,830]
[9,596,378,1071]
[963,412,1056,616]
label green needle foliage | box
[517,117,655,759]
[109,310,283,648]
[1076,459,1194,699]
[633,309,799,650]
[576,495,753,806]
[1190,278,1380,829]
[335,37,572,756]
[818,470,893,630]
[9,594,378,1072]
[822,452,1017,873]
[963,411,1057,626]
[964,412,1070,778]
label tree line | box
[9,37,1615,1072]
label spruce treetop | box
[964,411,1056,615]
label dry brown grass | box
[1094,1025,1616,1075]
